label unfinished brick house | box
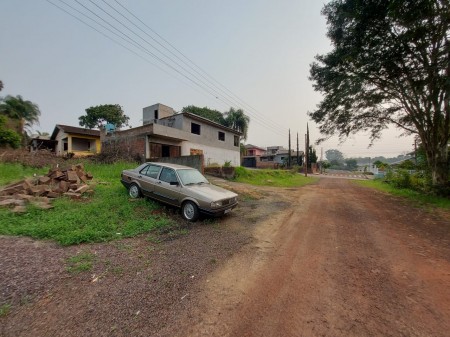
[102,103,241,166]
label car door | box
[137,164,161,196]
[153,167,182,206]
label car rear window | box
[140,164,161,179]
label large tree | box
[0,95,41,137]
[224,107,250,141]
[79,104,129,129]
[309,0,450,189]
[182,105,225,125]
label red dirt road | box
[176,178,450,337]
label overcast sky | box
[0,0,414,159]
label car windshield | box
[177,169,209,185]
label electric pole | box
[288,129,291,169]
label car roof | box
[144,162,196,170]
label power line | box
[47,0,292,139]
[112,0,290,133]
[91,0,288,136]
[48,0,215,101]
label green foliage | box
[325,149,344,163]
[308,146,318,165]
[345,159,358,171]
[385,169,412,189]
[321,161,331,169]
[66,251,95,274]
[0,163,48,185]
[223,160,232,168]
[0,116,21,148]
[397,160,415,170]
[0,303,11,317]
[310,0,449,187]
[79,104,130,129]
[181,105,250,141]
[224,108,250,141]
[234,166,317,187]
[356,179,450,209]
[0,161,174,245]
[0,95,41,139]
[182,105,225,125]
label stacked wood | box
[0,163,95,213]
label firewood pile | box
[0,163,94,213]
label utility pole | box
[320,147,323,174]
[304,123,310,177]
[288,129,291,169]
[296,132,299,166]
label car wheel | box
[129,183,141,198]
[182,201,199,222]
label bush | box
[0,128,21,148]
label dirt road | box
[1,178,449,337]
[173,178,450,337]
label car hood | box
[184,183,237,201]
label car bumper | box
[121,179,131,189]
[199,202,238,217]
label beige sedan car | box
[121,162,238,221]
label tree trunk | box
[427,143,449,191]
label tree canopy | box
[181,105,250,141]
[0,95,41,137]
[309,0,449,189]
[182,105,225,125]
[325,149,344,163]
[79,104,129,129]
[0,115,21,149]
[224,108,250,141]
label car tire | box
[182,201,199,222]
[129,183,142,198]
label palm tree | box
[0,95,41,135]
[224,108,250,141]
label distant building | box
[51,124,101,157]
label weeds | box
[0,303,11,317]
[233,166,317,187]
[0,161,175,245]
[66,251,95,274]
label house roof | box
[245,144,266,151]
[51,124,100,140]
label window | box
[191,122,201,135]
[234,135,239,147]
[159,167,178,184]
[154,109,159,120]
[218,131,225,141]
[140,164,161,179]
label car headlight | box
[210,201,222,208]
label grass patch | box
[66,251,95,274]
[0,303,11,317]
[355,179,450,209]
[0,161,175,245]
[0,163,48,186]
[233,166,318,187]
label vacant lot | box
[1,177,449,336]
